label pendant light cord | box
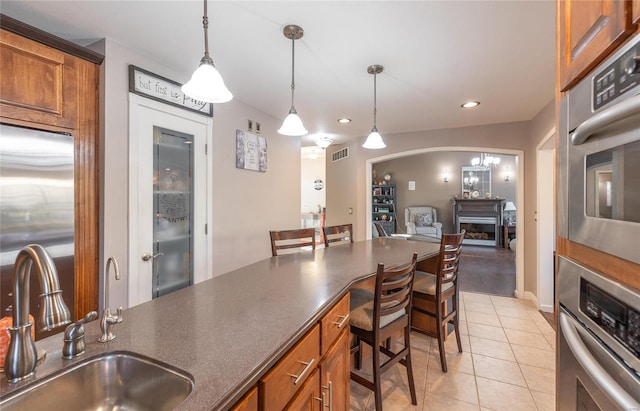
[290,34,296,110]
[372,71,377,128]
[202,0,212,63]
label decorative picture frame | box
[236,129,267,172]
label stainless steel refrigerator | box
[0,123,75,339]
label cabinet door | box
[0,29,78,129]
[285,369,321,411]
[231,386,258,411]
[320,330,350,411]
[558,0,634,91]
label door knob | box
[141,252,164,262]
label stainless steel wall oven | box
[559,34,640,265]
[558,34,640,411]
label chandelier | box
[471,153,501,169]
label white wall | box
[94,38,300,309]
[301,150,326,213]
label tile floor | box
[350,292,556,411]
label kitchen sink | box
[0,351,194,411]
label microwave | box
[559,35,640,265]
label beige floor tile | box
[463,292,493,304]
[422,392,481,411]
[511,345,555,370]
[494,305,537,320]
[472,354,526,387]
[504,328,553,351]
[530,390,556,411]
[466,311,502,327]
[476,377,537,411]
[519,364,555,394]
[498,316,541,333]
[465,302,497,315]
[469,336,515,361]
[542,332,556,351]
[426,367,479,405]
[350,380,372,410]
[490,295,526,307]
[458,320,469,335]
[530,314,556,336]
[467,323,508,342]
[428,350,475,375]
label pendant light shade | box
[278,25,308,136]
[363,126,386,149]
[362,64,386,149]
[181,0,232,104]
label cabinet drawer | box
[320,293,350,355]
[230,386,258,411]
[261,324,320,411]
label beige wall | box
[373,152,517,234]
[95,39,300,309]
[326,115,556,300]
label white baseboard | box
[524,291,540,308]
[539,303,554,313]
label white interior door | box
[128,94,212,307]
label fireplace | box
[458,217,499,246]
[452,198,504,247]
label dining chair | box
[350,252,418,411]
[269,228,316,256]
[372,221,389,237]
[322,223,354,247]
[411,231,465,372]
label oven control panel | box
[581,278,640,359]
[593,39,640,110]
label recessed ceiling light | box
[337,118,352,124]
[461,101,480,108]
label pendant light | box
[278,25,308,136]
[181,0,233,104]
[362,65,386,149]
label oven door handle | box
[572,92,640,145]
[560,312,640,410]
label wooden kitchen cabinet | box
[558,0,635,91]
[0,17,102,322]
[231,386,258,411]
[284,369,321,411]
[320,328,350,411]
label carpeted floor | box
[458,245,516,297]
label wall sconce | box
[443,168,449,183]
[504,166,511,182]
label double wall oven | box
[558,34,640,410]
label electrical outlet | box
[247,119,253,131]
[255,122,261,134]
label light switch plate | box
[408,181,415,190]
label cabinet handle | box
[322,381,333,410]
[315,394,325,406]
[332,314,349,329]
[287,358,315,385]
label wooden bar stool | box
[269,228,316,256]
[411,231,465,372]
[349,253,418,411]
[322,223,354,247]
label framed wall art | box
[236,129,267,172]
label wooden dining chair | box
[411,231,465,372]
[269,228,316,256]
[322,223,354,247]
[350,253,418,411]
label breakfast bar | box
[0,238,440,410]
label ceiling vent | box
[331,147,349,162]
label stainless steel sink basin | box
[0,351,194,411]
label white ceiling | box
[1,1,556,147]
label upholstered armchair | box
[405,206,442,238]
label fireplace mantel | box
[452,198,504,246]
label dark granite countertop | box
[1,238,439,410]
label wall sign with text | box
[128,65,213,117]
